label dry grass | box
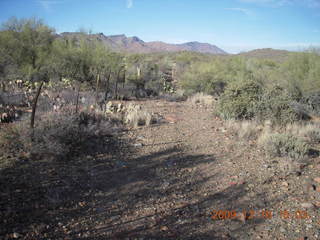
[285,122,320,143]
[225,119,311,160]
[226,120,263,140]
[188,93,215,107]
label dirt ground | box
[1,99,320,240]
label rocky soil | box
[1,99,319,239]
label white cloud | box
[225,8,252,16]
[126,0,133,8]
[38,0,61,12]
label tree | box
[90,43,123,103]
[0,24,21,92]
[0,17,55,128]
[53,33,94,113]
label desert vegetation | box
[1,16,320,240]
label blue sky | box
[0,0,319,53]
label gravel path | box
[1,99,319,240]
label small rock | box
[162,181,170,189]
[221,128,227,133]
[133,143,143,147]
[12,233,21,239]
[136,136,145,141]
[160,226,168,231]
[236,212,246,223]
[301,202,314,209]
[314,201,320,208]
[280,227,286,233]
[281,181,289,187]
[314,177,320,183]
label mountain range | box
[60,32,228,55]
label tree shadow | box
[1,143,283,239]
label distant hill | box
[59,32,228,55]
[238,48,290,59]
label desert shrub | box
[188,92,215,107]
[280,51,320,98]
[301,92,320,115]
[258,132,309,159]
[255,85,300,124]
[305,128,320,143]
[286,123,320,144]
[0,111,119,160]
[217,79,263,120]
[178,58,242,96]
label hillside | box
[60,32,228,55]
[238,48,291,60]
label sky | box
[0,0,319,53]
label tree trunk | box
[95,73,100,105]
[115,69,121,100]
[1,82,6,92]
[30,81,44,128]
[122,70,126,89]
[75,83,81,114]
[104,71,111,100]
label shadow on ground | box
[1,140,282,239]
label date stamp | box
[210,209,311,221]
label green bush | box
[261,133,309,160]
[280,51,320,98]
[305,128,320,143]
[217,79,263,120]
[255,85,300,124]
[302,92,320,115]
[179,57,246,96]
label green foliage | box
[217,79,263,120]
[0,17,55,87]
[1,17,319,127]
[179,51,320,125]
[179,58,240,96]
[280,51,320,97]
[261,133,309,160]
[255,85,300,124]
[53,35,94,84]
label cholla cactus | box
[163,81,175,94]
[105,101,126,114]
[124,103,153,128]
[105,101,116,113]
[117,103,125,113]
